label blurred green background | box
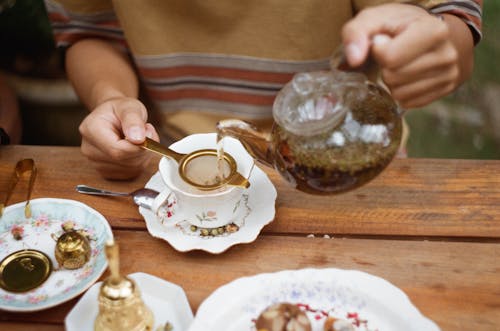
[0,0,498,158]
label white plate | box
[0,198,112,312]
[139,133,277,254]
[65,272,194,331]
[189,268,440,331]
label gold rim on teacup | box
[142,137,250,191]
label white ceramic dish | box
[0,198,112,312]
[155,140,254,228]
[188,268,440,331]
[65,272,194,331]
[140,133,277,254]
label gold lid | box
[0,249,52,292]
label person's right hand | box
[79,97,159,180]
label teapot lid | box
[273,69,368,136]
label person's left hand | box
[342,3,468,109]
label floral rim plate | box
[0,198,112,312]
[139,133,277,254]
[188,268,440,331]
[65,272,194,331]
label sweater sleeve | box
[43,0,127,50]
[426,0,483,44]
[352,0,483,44]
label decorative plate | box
[188,268,440,331]
[139,133,277,254]
[65,272,194,331]
[0,198,112,312]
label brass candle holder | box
[94,240,154,331]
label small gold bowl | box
[0,249,52,292]
[54,231,91,270]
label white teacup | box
[152,134,254,228]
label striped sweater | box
[44,0,482,138]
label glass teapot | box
[217,54,402,195]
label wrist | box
[441,13,475,83]
[89,82,130,110]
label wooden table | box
[0,145,498,331]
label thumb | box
[115,103,148,144]
[342,6,398,67]
[341,17,373,67]
[371,34,392,64]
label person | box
[44,0,482,179]
[0,72,22,145]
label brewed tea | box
[216,139,226,185]
[184,154,231,186]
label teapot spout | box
[216,119,274,168]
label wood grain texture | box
[0,145,499,331]
[1,230,499,330]
[0,323,63,331]
[1,146,499,238]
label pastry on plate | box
[255,302,311,331]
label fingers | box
[112,99,149,143]
[380,43,459,88]
[341,4,408,67]
[80,129,153,178]
[343,3,461,108]
[79,97,158,179]
[342,3,439,67]
[372,17,448,70]
[391,72,456,108]
[370,21,459,108]
[341,15,375,67]
[378,42,459,108]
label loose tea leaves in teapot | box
[217,69,402,195]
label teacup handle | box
[152,188,177,222]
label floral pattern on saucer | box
[139,133,277,254]
[141,165,275,254]
[189,268,441,331]
[173,193,251,238]
[0,198,112,312]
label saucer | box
[189,268,440,331]
[139,133,277,254]
[65,272,194,331]
[0,198,112,312]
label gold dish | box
[0,249,52,292]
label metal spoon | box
[75,185,159,209]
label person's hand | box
[342,3,467,108]
[79,97,159,180]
